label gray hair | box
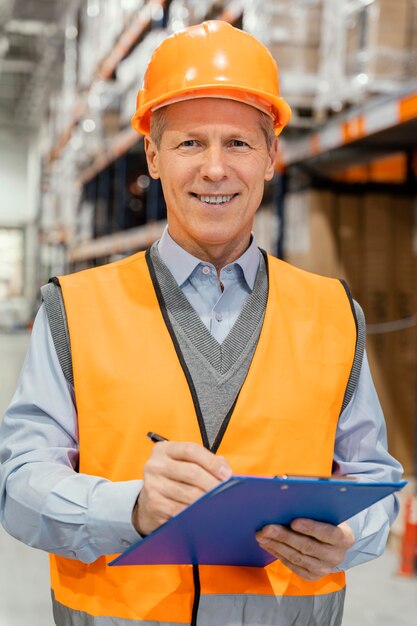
[149,104,275,149]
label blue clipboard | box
[109,475,407,568]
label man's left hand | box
[256,519,355,581]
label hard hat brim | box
[132,85,292,137]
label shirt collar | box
[157,226,260,290]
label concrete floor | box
[0,331,416,626]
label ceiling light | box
[82,119,96,133]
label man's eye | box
[230,140,249,148]
[179,140,198,147]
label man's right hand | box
[132,441,233,536]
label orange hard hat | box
[132,20,291,136]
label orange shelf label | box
[399,93,417,123]
[342,117,365,144]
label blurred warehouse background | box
[0,0,416,624]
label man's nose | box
[200,146,228,182]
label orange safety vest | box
[52,249,356,626]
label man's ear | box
[144,136,160,180]
[264,137,278,182]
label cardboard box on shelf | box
[337,194,363,303]
[245,1,322,106]
[284,189,339,278]
[364,49,409,81]
[411,0,417,48]
[269,43,320,76]
[361,194,397,455]
[284,188,416,474]
[409,0,417,77]
[101,110,120,138]
[367,0,410,51]
[253,205,278,255]
[346,0,413,81]
[361,194,394,327]
[244,0,322,46]
[268,7,322,46]
[391,197,417,475]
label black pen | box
[147,431,169,443]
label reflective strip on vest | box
[52,589,345,626]
[198,590,346,626]
[52,592,187,625]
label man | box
[0,20,402,626]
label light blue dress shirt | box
[0,227,403,568]
[158,226,260,344]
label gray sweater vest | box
[150,243,268,448]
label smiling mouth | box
[192,193,238,205]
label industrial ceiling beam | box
[0,0,87,128]
[12,0,85,128]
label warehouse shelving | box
[48,0,164,164]
[76,127,139,186]
[68,219,166,263]
[47,0,243,166]
[39,0,246,269]
[281,84,417,174]
[98,0,165,81]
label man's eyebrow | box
[170,128,257,138]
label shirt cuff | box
[333,496,397,571]
[87,479,143,558]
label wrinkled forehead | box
[157,97,268,130]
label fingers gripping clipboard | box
[110,475,406,568]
